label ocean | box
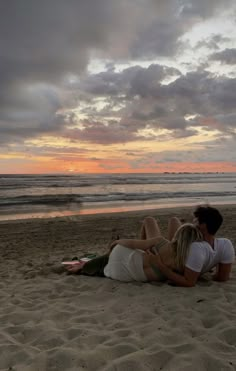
[0,173,236,221]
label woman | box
[66,216,202,283]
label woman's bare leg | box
[140,216,162,239]
[167,217,182,241]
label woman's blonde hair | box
[171,223,202,272]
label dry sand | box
[0,205,236,371]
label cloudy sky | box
[1,0,236,174]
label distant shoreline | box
[1,200,236,224]
[0,171,235,176]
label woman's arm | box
[110,236,164,252]
[147,252,200,287]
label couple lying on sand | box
[65,205,235,287]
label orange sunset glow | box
[0,1,236,174]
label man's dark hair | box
[193,205,223,235]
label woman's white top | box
[104,244,147,282]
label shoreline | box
[1,198,236,223]
[0,204,236,248]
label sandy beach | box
[0,205,235,371]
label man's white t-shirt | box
[185,238,235,273]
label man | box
[148,205,235,287]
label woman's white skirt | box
[104,244,147,282]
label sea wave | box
[81,190,236,203]
[0,194,82,207]
[0,173,236,190]
[1,190,236,207]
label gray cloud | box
[129,19,184,59]
[62,119,147,145]
[166,72,236,116]
[128,0,234,59]
[0,0,128,86]
[74,64,181,99]
[69,67,236,144]
[1,0,232,87]
[210,48,236,64]
[213,113,236,133]
[0,0,236,150]
[127,135,236,166]
[179,0,233,18]
[0,84,65,144]
[0,0,187,90]
[196,34,231,50]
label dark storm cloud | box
[62,119,147,145]
[78,70,125,97]
[0,83,65,144]
[210,48,236,64]
[165,72,236,116]
[0,0,127,86]
[131,0,233,59]
[1,0,231,86]
[67,66,236,144]
[128,0,235,59]
[0,0,190,90]
[0,0,235,147]
[129,20,184,59]
[0,113,66,145]
[127,65,181,98]
[0,0,134,144]
[77,67,236,127]
[214,113,236,132]
[78,64,181,98]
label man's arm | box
[213,263,233,282]
[213,239,235,281]
[148,252,200,287]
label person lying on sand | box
[146,205,235,287]
[65,217,202,284]
[65,205,235,287]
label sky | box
[0,0,236,174]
